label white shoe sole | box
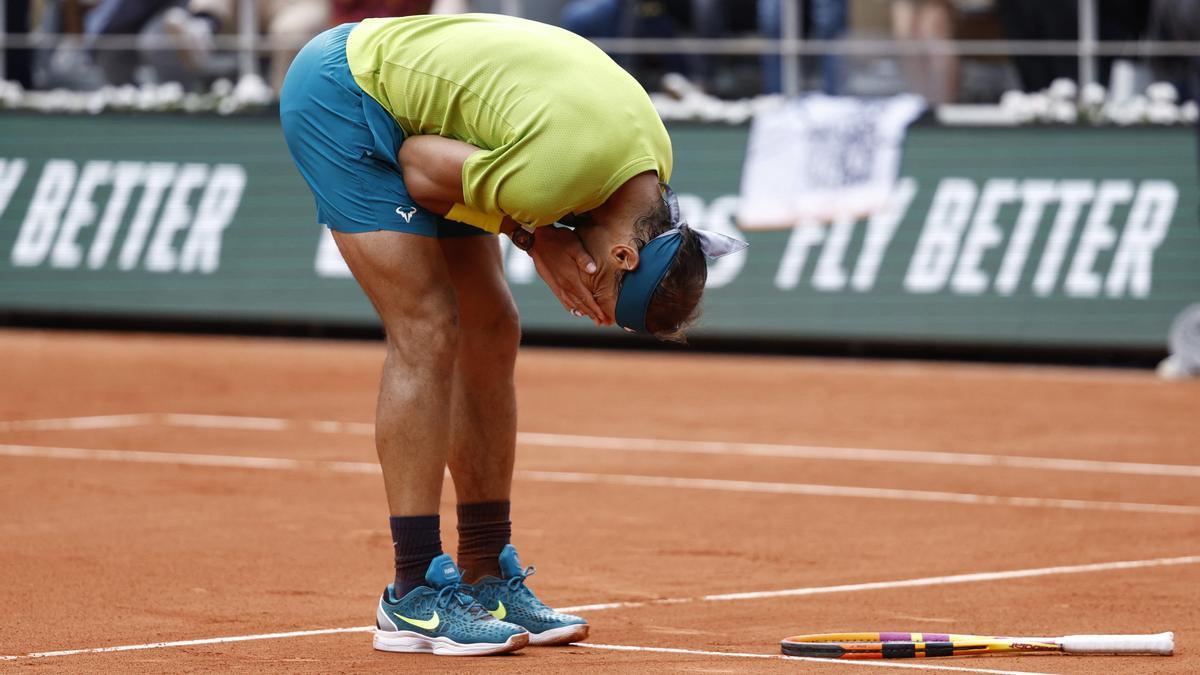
[528,623,589,646]
[373,629,528,656]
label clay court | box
[2,329,1197,673]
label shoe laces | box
[434,581,491,619]
[505,565,536,592]
[504,565,554,614]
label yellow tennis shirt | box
[345,14,673,230]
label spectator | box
[563,0,845,96]
[429,0,469,12]
[4,0,34,87]
[332,0,433,23]
[1147,0,1199,102]
[757,0,848,96]
[28,0,94,89]
[892,0,957,105]
[997,0,1150,93]
[1146,0,1199,193]
[560,0,693,79]
[31,0,179,89]
[83,0,180,86]
[562,0,634,40]
[26,0,440,92]
[163,0,331,92]
[995,0,1077,92]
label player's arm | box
[397,135,608,324]
[396,135,479,220]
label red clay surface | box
[2,329,1198,673]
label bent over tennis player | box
[279,13,745,657]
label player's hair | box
[628,200,707,343]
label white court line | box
[574,643,1056,675]
[7,412,1195,480]
[6,554,1194,665]
[0,414,156,432]
[163,413,374,434]
[519,470,1200,516]
[0,636,1052,674]
[0,627,372,660]
[2,443,1199,516]
[161,414,1200,478]
[517,432,1200,479]
[788,357,1162,386]
[554,555,1200,613]
[0,444,378,474]
[162,414,292,431]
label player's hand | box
[529,226,609,325]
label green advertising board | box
[1,112,1197,349]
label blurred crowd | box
[3,0,440,94]
[558,0,1197,105]
[2,0,1197,107]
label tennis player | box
[280,13,744,656]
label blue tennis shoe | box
[374,553,529,656]
[463,545,589,646]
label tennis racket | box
[780,632,1174,659]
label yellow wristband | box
[446,203,504,234]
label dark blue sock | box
[389,515,442,599]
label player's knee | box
[383,293,460,370]
[462,300,520,362]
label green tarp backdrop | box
[1,112,1197,349]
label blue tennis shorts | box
[279,23,485,237]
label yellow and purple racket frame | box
[780,632,1058,659]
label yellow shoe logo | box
[393,611,440,631]
[487,601,507,621]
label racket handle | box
[1059,632,1174,655]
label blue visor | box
[614,229,685,333]
[613,185,748,334]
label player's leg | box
[439,235,589,646]
[439,235,519,582]
[438,235,520,580]
[334,230,528,656]
[333,229,457,518]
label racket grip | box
[1060,632,1174,655]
